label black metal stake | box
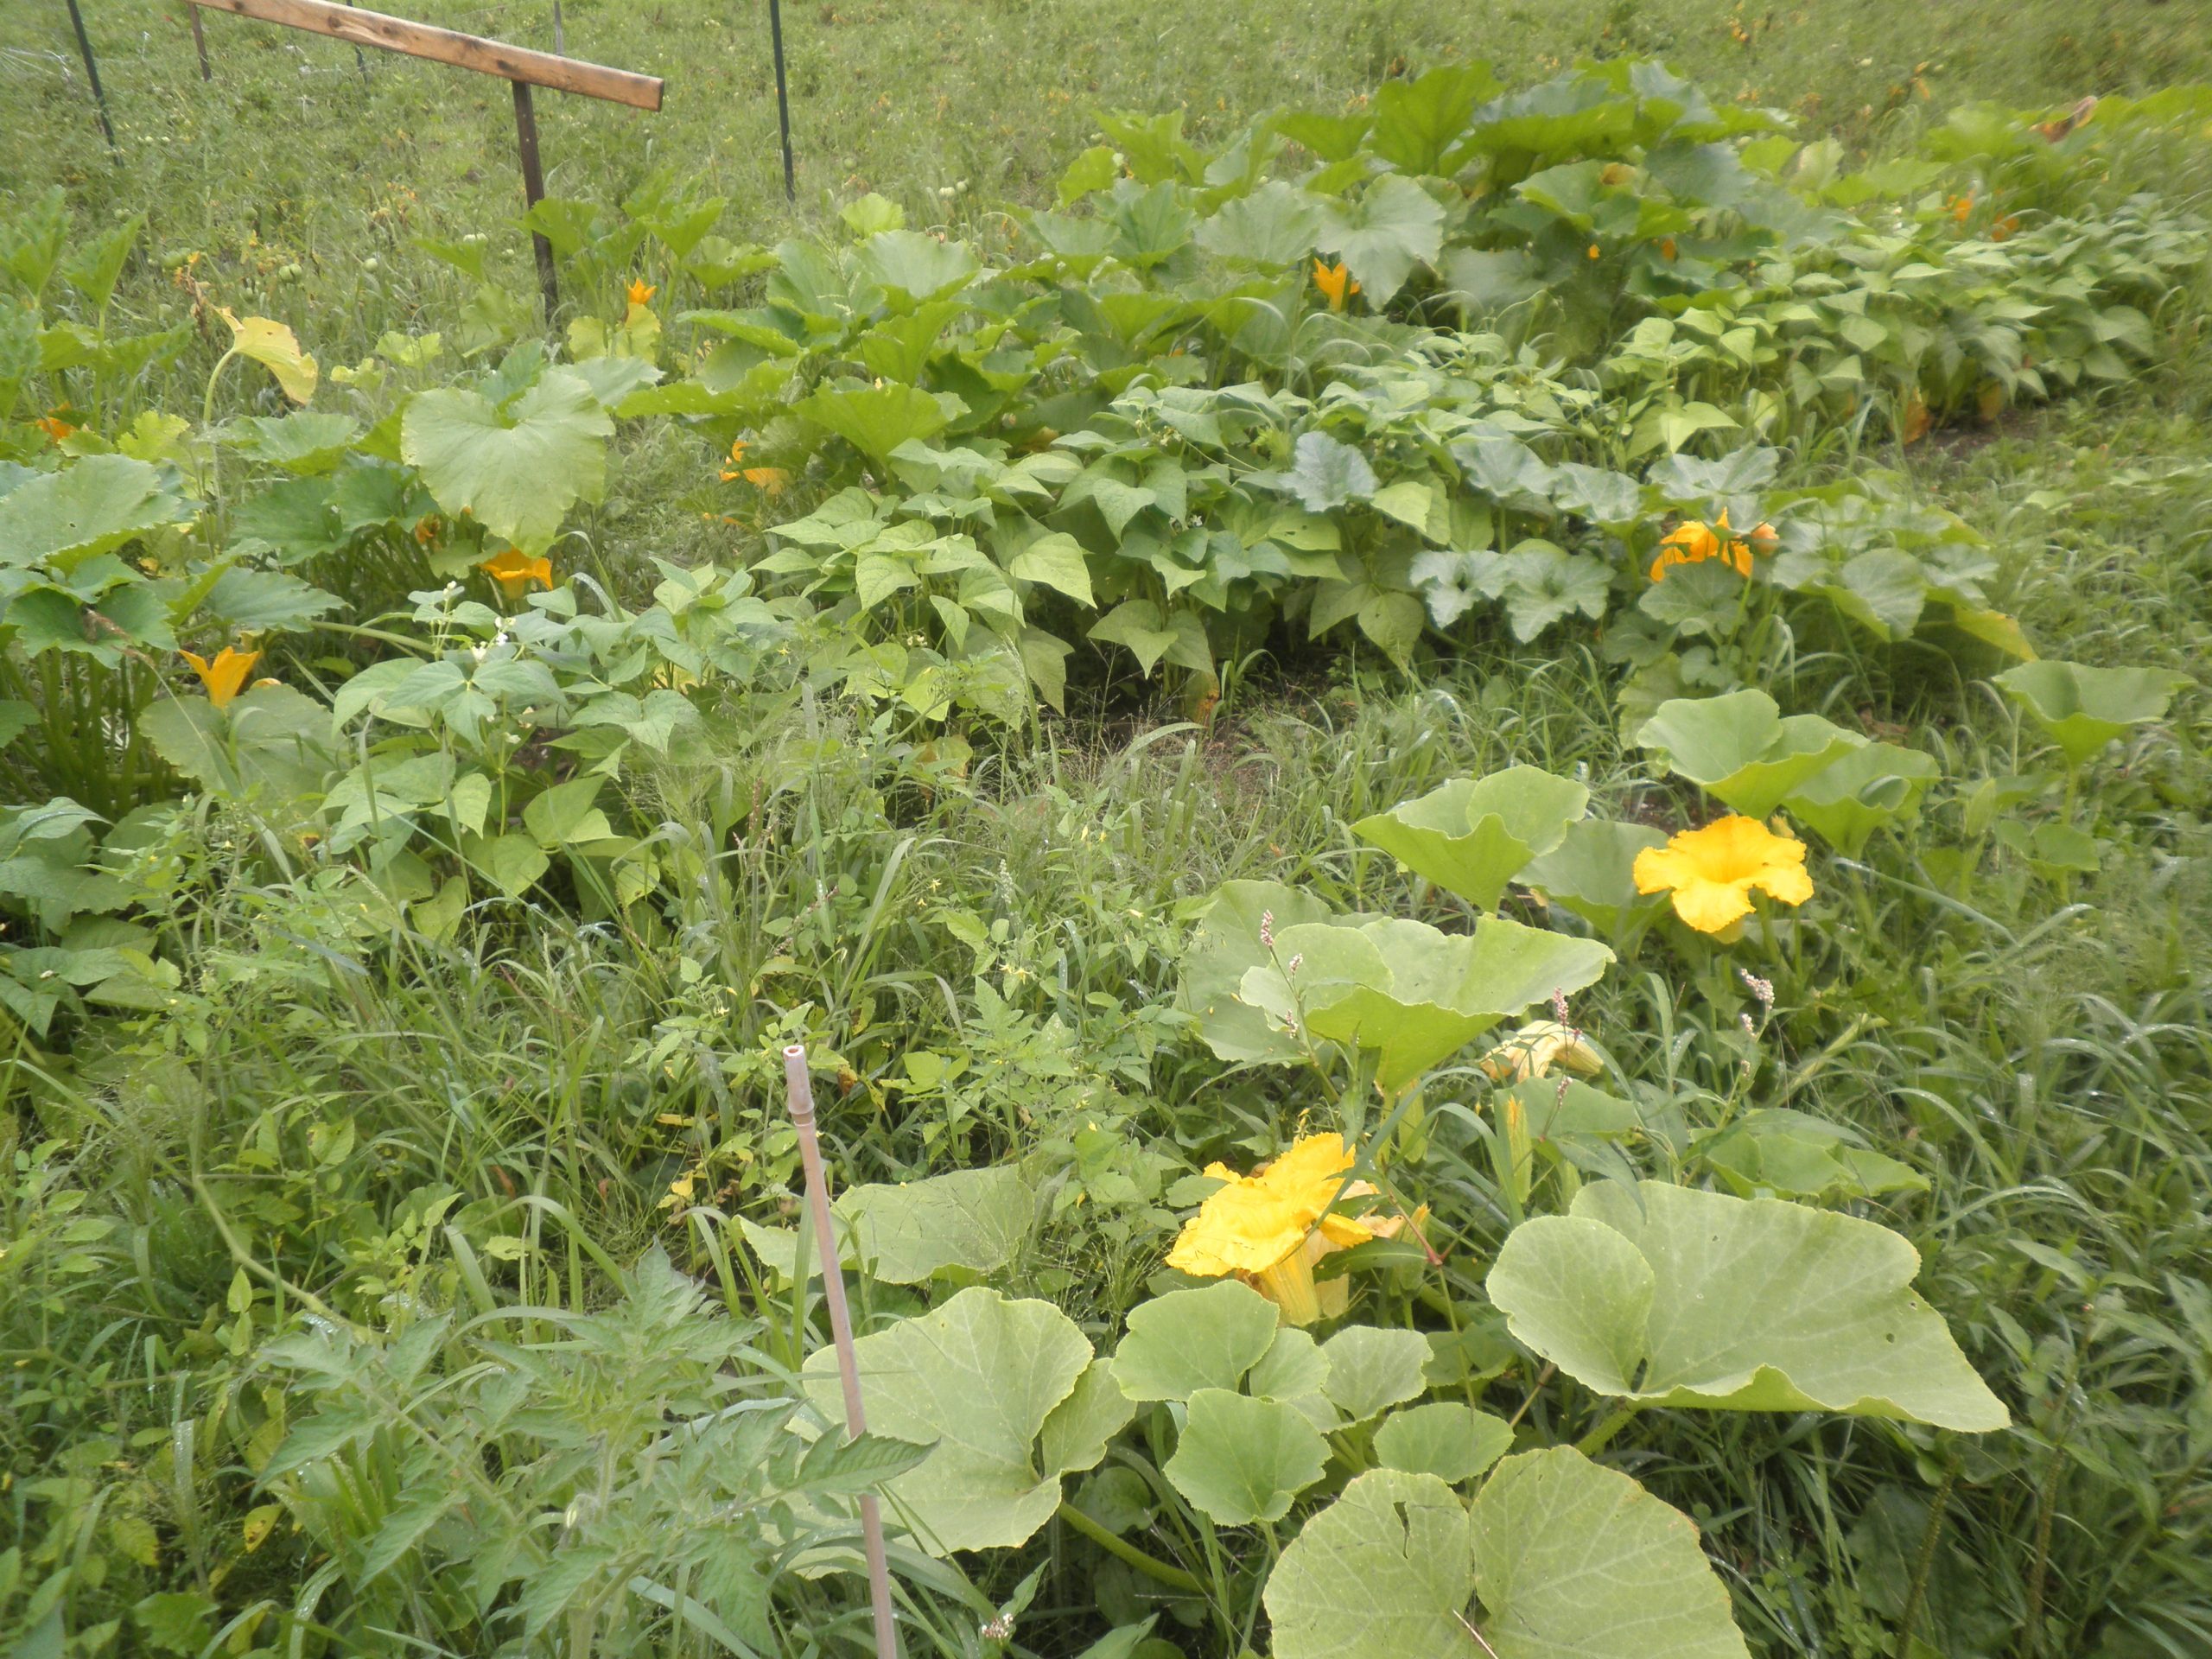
[62,0,118,149]
[188,5,212,79]
[767,0,794,203]
[512,78,560,316]
[345,0,369,80]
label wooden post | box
[188,4,213,79]
[181,0,663,109]
[783,1045,899,1659]
[62,0,118,149]
[512,79,559,316]
[767,0,795,203]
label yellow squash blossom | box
[1166,1132,1381,1325]
[35,414,76,445]
[1311,258,1359,312]
[1648,508,1773,582]
[719,437,749,481]
[1479,1020,1603,1084]
[1633,815,1814,934]
[480,549,554,600]
[181,646,263,709]
[741,466,791,496]
[626,277,658,308]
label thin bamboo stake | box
[783,1044,899,1659]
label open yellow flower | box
[1311,258,1359,312]
[181,646,263,709]
[1166,1132,1379,1325]
[1648,508,1771,582]
[1633,815,1814,934]
[480,550,554,600]
[626,277,658,308]
[1479,1020,1603,1084]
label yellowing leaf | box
[221,310,318,404]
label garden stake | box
[188,5,213,79]
[783,1044,899,1659]
[61,0,118,149]
[767,0,795,202]
[511,78,561,315]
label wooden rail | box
[181,0,663,109]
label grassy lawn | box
[2,2,2210,1656]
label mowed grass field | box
[8,0,2212,346]
[3,1,2212,1656]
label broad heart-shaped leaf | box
[802,1287,1122,1553]
[1321,1325,1432,1422]
[1352,767,1590,911]
[1778,741,1940,855]
[1469,1448,1749,1659]
[1240,916,1613,1093]
[1165,1389,1330,1526]
[741,1169,1029,1285]
[1486,1181,2009,1431]
[1315,174,1446,304]
[1373,1402,1513,1485]
[0,454,196,575]
[1284,432,1377,512]
[401,369,611,556]
[1635,690,1864,818]
[1197,180,1325,266]
[1993,660,2190,766]
[837,1166,1033,1283]
[1112,1279,1281,1402]
[1175,879,1351,1069]
[1518,818,1669,938]
[1264,1468,1474,1659]
[797,383,966,464]
[856,229,980,302]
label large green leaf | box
[1993,660,2191,766]
[1518,818,1669,938]
[1372,1402,1513,1484]
[0,454,197,575]
[1321,1325,1432,1422]
[1485,1181,2008,1431]
[1175,880,1351,1070]
[1165,1388,1330,1525]
[137,684,334,806]
[1635,690,1864,817]
[741,1166,1033,1285]
[1352,767,1589,911]
[1263,1468,1473,1659]
[1237,915,1613,1092]
[1198,181,1325,266]
[1111,1279,1281,1402]
[1778,741,1940,855]
[1315,175,1446,304]
[400,369,612,556]
[1265,1454,1749,1659]
[857,229,981,302]
[798,383,966,463]
[1468,1448,1748,1659]
[839,1166,1033,1283]
[801,1287,1127,1553]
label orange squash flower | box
[181,647,263,709]
[1311,258,1359,312]
[626,277,658,308]
[480,549,554,599]
[1648,509,1771,582]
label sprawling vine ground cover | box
[5,10,2212,1659]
